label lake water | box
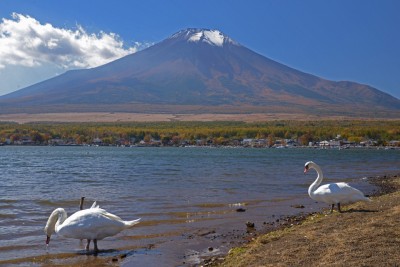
[0,146,399,266]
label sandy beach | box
[214,174,400,267]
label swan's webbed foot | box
[86,239,91,251]
[93,239,99,253]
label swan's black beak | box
[46,235,50,245]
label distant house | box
[242,139,253,146]
[389,140,400,147]
[139,140,146,145]
[360,140,378,147]
[116,138,129,146]
[151,139,162,146]
[93,138,102,145]
[22,136,33,145]
[130,137,136,144]
[319,141,329,147]
[242,138,267,147]
[196,139,207,146]
[285,139,299,147]
[49,138,65,146]
[328,140,341,148]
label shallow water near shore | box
[0,146,398,266]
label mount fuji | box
[0,28,399,116]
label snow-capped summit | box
[169,28,238,47]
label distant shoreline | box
[1,144,399,150]
[1,115,399,148]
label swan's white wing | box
[80,210,127,240]
[56,208,136,240]
[314,182,368,204]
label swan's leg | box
[93,239,99,253]
[337,203,342,213]
[330,204,335,213]
[86,239,91,251]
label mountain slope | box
[0,28,399,116]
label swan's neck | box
[45,208,68,236]
[308,164,323,196]
[55,209,68,230]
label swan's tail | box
[125,218,141,228]
[90,201,100,209]
[364,196,372,202]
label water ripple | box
[0,146,398,264]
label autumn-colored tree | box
[299,133,314,146]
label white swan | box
[44,205,140,252]
[304,161,371,213]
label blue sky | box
[0,0,399,99]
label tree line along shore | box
[0,120,399,148]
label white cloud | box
[0,13,139,70]
[0,13,148,96]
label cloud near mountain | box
[0,13,139,69]
[0,13,147,95]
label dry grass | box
[0,112,386,124]
[219,177,400,267]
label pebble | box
[246,221,255,228]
